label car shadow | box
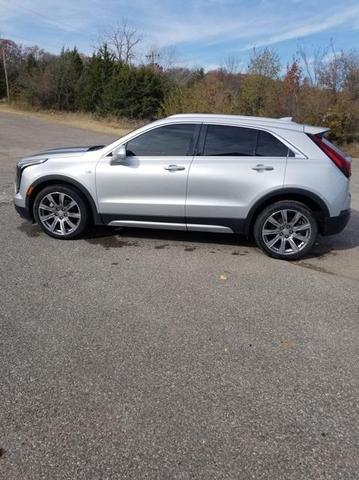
[306,208,359,258]
[82,209,359,258]
[83,225,252,250]
[18,210,359,258]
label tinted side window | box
[126,124,196,156]
[256,130,292,157]
[204,125,257,156]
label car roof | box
[166,113,329,135]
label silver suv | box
[14,114,351,260]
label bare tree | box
[1,41,10,102]
[104,19,142,63]
[298,41,359,92]
[0,36,24,102]
[297,44,328,86]
[345,59,359,100]
[221,55,240,74]
[158,46,179,70]
[319,43,359,93]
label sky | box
[1,0,359,70]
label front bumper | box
[320,209,351,236]
[14,203,33,221]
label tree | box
[101,63,166,118]
[238,47,282,116]
[345,65,359,100]
[0,38,22,99]
[54,48,83,110]
[17,48,83,110]
[162,74,237,116]
[280,59,302,117]
[247,47,281,79]
[158,46,179,70]
[103,19,142,64]
[319,50,359,94]
[79,44,115,112]
[220,55,241,75]
[2,36,359,146]
[297,44,327,86]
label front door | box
[96,123,199,226]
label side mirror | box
[112,145,127,163]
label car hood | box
[32,145,105,158]
[18,145,105,164]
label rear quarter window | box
[256,131,294,157]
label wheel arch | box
[26,175,102,224]
[244,188,330,236]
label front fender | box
[26,175,103,225]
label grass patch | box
[0,102,147,136]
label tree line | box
[1,34,359,145]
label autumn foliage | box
[1,39,359,146]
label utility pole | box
[1,39,10,103]
[145,50,160,66]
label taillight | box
[308,134,351,178]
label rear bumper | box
[14,203,33,221]
[320,209,350,236]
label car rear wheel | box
[253,200,318,260]
[33,185,89,239]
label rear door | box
[186,124,291,231]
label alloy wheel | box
[38,192,81,236]
[262,209,312,256]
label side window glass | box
[256,130,293,157]
[203,125,257,156]
[126,124,196,156]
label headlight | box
[15,157,48,193]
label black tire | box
[253,200,318,260]
[33,184,89,239]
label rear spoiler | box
[303,125,330,136]
[279,117,330,136]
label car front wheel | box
[253,200,318,260]
[33,185,89,239]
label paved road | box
[0,111,358,480]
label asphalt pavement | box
[0,110,358,479]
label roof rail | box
[164,113,326,133]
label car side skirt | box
[102,214,244,233]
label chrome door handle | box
[164,165,185,171]
[252,164,274,171]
